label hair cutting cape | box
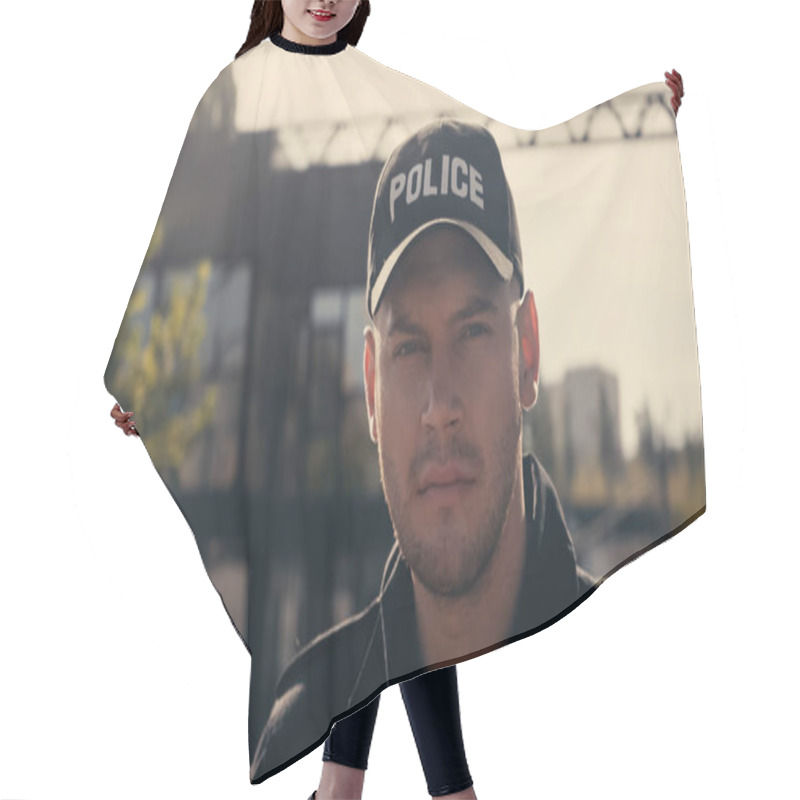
[104,34,705,784]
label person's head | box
[237,0,370,58]
[363,120,541,598]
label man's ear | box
[517,289,540,411]
[364,325,378,443]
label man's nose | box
[421,354,463,432]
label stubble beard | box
[379,402,522,598]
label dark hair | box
[236,1,371,59]
[510,271,524,306]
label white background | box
[1,1,796,798]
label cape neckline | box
[269,31,348,55]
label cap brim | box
[370,218,514,318]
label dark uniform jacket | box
[251,452,596,782]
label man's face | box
[365,225,528,597]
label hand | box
[111,402,139,437]
[665,68,684,116]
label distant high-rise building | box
[563,366,623,501]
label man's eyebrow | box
[387,295,498,338]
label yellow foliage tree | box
[114,255,218,487]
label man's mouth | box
[419,480,476,506]
[418,462,477,495]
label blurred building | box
[527,365,623,508]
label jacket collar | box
[367,452,580,688]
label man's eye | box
[394,341,421,358]
[394,326,488,357]
[462,323,488,339]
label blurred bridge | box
[272,87,678,166]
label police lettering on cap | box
[388,155,485,223]
[366,118,524,320]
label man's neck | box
[412,470,528,666]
